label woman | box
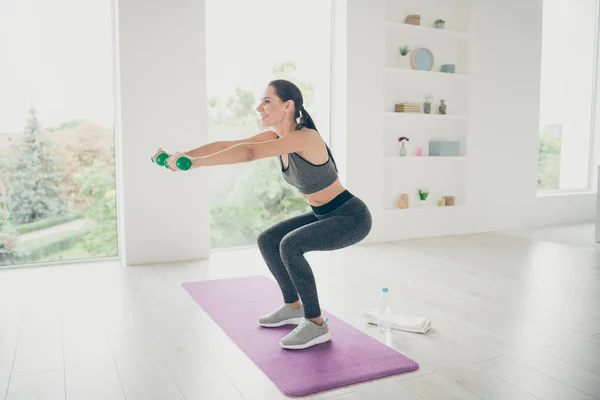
[155,79,372,350]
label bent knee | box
[257,229,277,250]
[279,234,303,259]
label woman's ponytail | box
[299,106,318,131]
[300,106,337,171]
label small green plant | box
[399,45,410,56]
[435,19,445,23]
[418,188,429,200]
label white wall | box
[331,0,348,186]
[117,0,210,265]
[334,0,597,244]
[344,0,386,216]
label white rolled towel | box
[363,308,432,334]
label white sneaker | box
[258,304,304,328]
[279,318,331,350]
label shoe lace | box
[292,318,310,334]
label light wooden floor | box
[506,222,600,252]
[1,229,599,400]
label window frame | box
[537,0,600,195]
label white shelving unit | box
[384,112,467,121]
[385,155,467,161]
[384,67,468,80]
[383,0,471,211]
[384,21,472,39]
[388,205,466,213]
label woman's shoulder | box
[296,125,319,137]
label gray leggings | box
[257,191,372,319]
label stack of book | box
[395,103,420,113]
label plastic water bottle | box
[377,288,392,333]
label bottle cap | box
[382,288,388,292]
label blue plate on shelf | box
[411,48,434,71]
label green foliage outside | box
[74,156,118,257]
[17,230,89,262]
[537,129,561,190]
[0,188,20,265]
[208,61,315,248]
[0,110,117,266]
[15,212,84,235]
[6,108,67,224]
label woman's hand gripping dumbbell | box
[151,148,193,171]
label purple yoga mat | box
[182,275,419,397]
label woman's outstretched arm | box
[182,141,228,158]
[176,129,315,169]
[182,130,278,158]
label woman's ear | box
[285,100,295,112]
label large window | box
[0,0,118,267]
[205,0,332,249]
[538,0,599,192]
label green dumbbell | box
[176,156,192,171]
[151,151,170,166]
[162,155,192,171]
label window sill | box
[537,189,596,198]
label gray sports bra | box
[278,125,339,194]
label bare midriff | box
[302,178,346,207]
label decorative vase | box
[439,99,446,115]
[424,103,431,114]
[399,142,407,156]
